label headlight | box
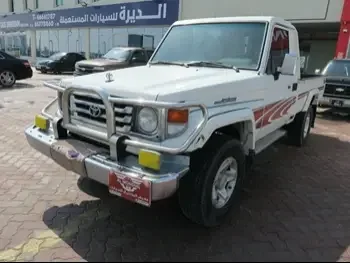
[137,107,158,134]
[93,66,105,71]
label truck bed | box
[300,74,322,80]
[298,73,324,94]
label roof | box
[173,16,294,28]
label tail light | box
[23,62,30,67]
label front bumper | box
[25,125,189,202]
[29,83,209,204]
[319,96,350,109]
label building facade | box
[0,0,347,73]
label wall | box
[306,40,337,73]
[180,0,343,23]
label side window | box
[65,53,76,62]
[131,51,147,62]
[266,27,290,74]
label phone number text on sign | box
[34,21,55,27]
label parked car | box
[35,52,86,74]
[318,58,350,108]
[74,47,154,76]
[26,16,325,227]
[0,51,32,88]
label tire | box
[287,105,313,147]
[0,70,16,88]
[40,69,47,74]
[178,134,246,227]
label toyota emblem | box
[105,72,114,82]
[89,105,101,118]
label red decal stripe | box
[253,96,297,129]
[270,97,295,121]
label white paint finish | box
[58,17,325,154]
[60,65,263,101]
[180,0,343,23]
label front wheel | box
[178,134,246,227]
[0,70,16,88]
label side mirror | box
[271,54,297,81]
[279,53,297,76]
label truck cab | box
[25,16,324,227]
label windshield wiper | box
[149,61,189,67]
[186,61,239,72]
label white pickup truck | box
[25,16,325,227]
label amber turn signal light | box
[167,109,189,123]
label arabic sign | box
[0,0,179,30]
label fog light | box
[138,149,161,171]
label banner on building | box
[0,0,179,30]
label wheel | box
[40,69,47,74]
[0,70,16,88]
[178,134,246,227]
[287,104,313,147]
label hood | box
[61,65,263,103]
[76,58,127,67]
[325,76,350,85]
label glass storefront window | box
[0,26,171,60]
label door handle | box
[292,83,298,91]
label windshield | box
[150,22,267,70]
[102,48,131,61]
[49,52,66,61]
[322,60,350,77]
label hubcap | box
[303,111,311,138]
[0,71,15,86]
[212,157,238,209]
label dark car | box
[35,52,86,74]
[0,51,33,88]
[74,47,154,76]
[319,59,350,107]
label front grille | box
[324,84,350,99]
[69,92,134,133]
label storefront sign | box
[0,0,179,30]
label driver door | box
[258,26,297,139]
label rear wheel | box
[178,134,246,227]
[0,70,16,88]
[288,105,313,146]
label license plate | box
[108,170,151,207]
[332,100,344,107]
